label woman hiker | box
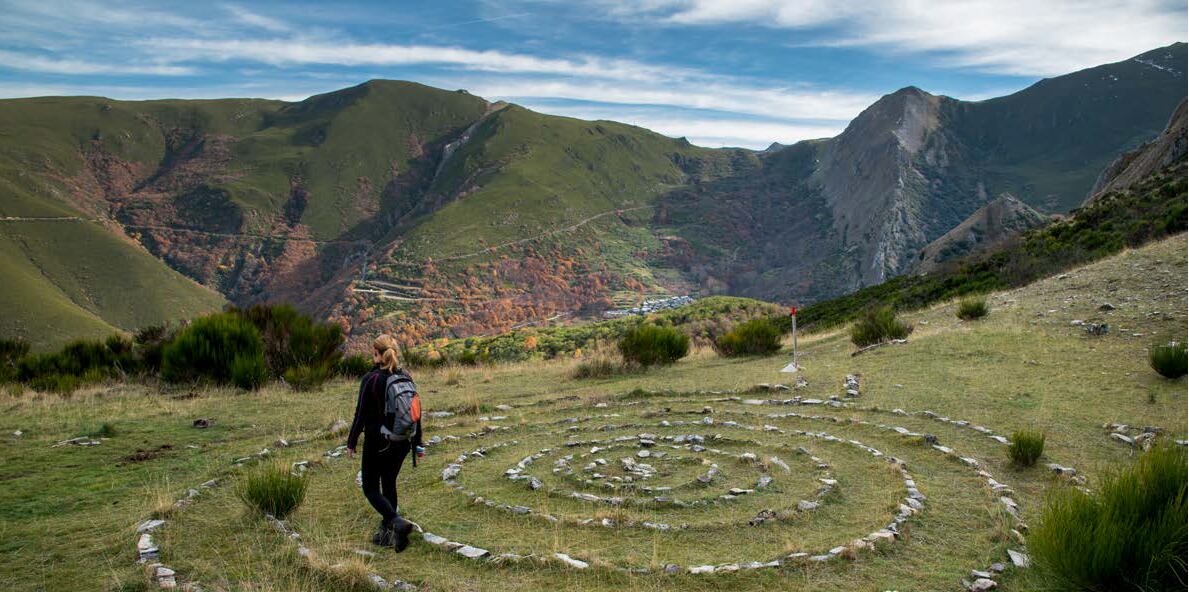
[347,334,424,551]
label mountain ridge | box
[0,43,1184,348]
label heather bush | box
[850,306,912,347]
[231,304,343,378]
[956,296,989,320]
[336,354,372,378]
[1149,342,1187,378]
[714,318,782,357]
[0,338,29,382]
[133,323,174,373]
[283,363,333,391]
[1008,430,1045,466]
[230,351,269,390]
[570,356,618,380]
[237,463,308,518]
[1029,444,1187,591]
[16,337,137,391]
[161,313,267,388]
[618,325,689,367]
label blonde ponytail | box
[373,334,401,372]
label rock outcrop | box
[1086,99,1187,205]
[915,194,1051,272]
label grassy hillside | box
[0,234,1183,591]
[0,46,1183,349]
[356,107,752,344]
[0,220,226,349]
[955,43,1187,212]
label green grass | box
[1149,342,1187,378]
[237,462,309,519]
[713,317,784,357]
[850,306,912,347]
[957,297,990,321]
[1007,430,1045,467]
[618,324,690,367]
[0,223,226,350]
[0,235,1184,591]
[1028,444,1187,591]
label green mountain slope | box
[0,45,1183,349]
[0,220,226,349]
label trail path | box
[439,205,652,261]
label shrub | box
[0,338,28,383]
[1008,430,1045,466]
[161,313,266,388]
[714,318,783,357]
[570,357,618,380]
[336,354,372,378]
[230,352,268,390]
[16,337,136,388]
[956,296,989,320]
[231,304,343,378]
[133,324,174,374]
[283,364,332,392]
[1149,342,1187,378]
[1029,444,1187,591]
[237,463,308,518]
[403,349,446,370]
[618,325,689,367]
[27,374,80,394]
[850,306,912,347]
[453,348,482,366]
[0,338,30,365]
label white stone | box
[455,545,490,559]
[1007,549,1030,568]
[421,532,449,546]
[137,519,166,533]
[1111,433,1135,445]
[554,552,589,569]
[969,578,997,591]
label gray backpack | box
[379,371,421,442]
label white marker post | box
[780,305,799,373]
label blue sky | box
[0,0,1184,148]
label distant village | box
[602,295,695,318]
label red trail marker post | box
[781,306,799,373]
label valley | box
[0,45,1184,350]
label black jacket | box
[347,367,422,454]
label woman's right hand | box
[347,447,356,458]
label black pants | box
[360,440,410,522]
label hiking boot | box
[372,519,395,546]
[388,516,414,553]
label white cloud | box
[514,103,843,148]
[460,78,875,122]
[137,37,706,84]
[223,4,291,32]
[0,50,194,76]
[587,0,1185,75]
